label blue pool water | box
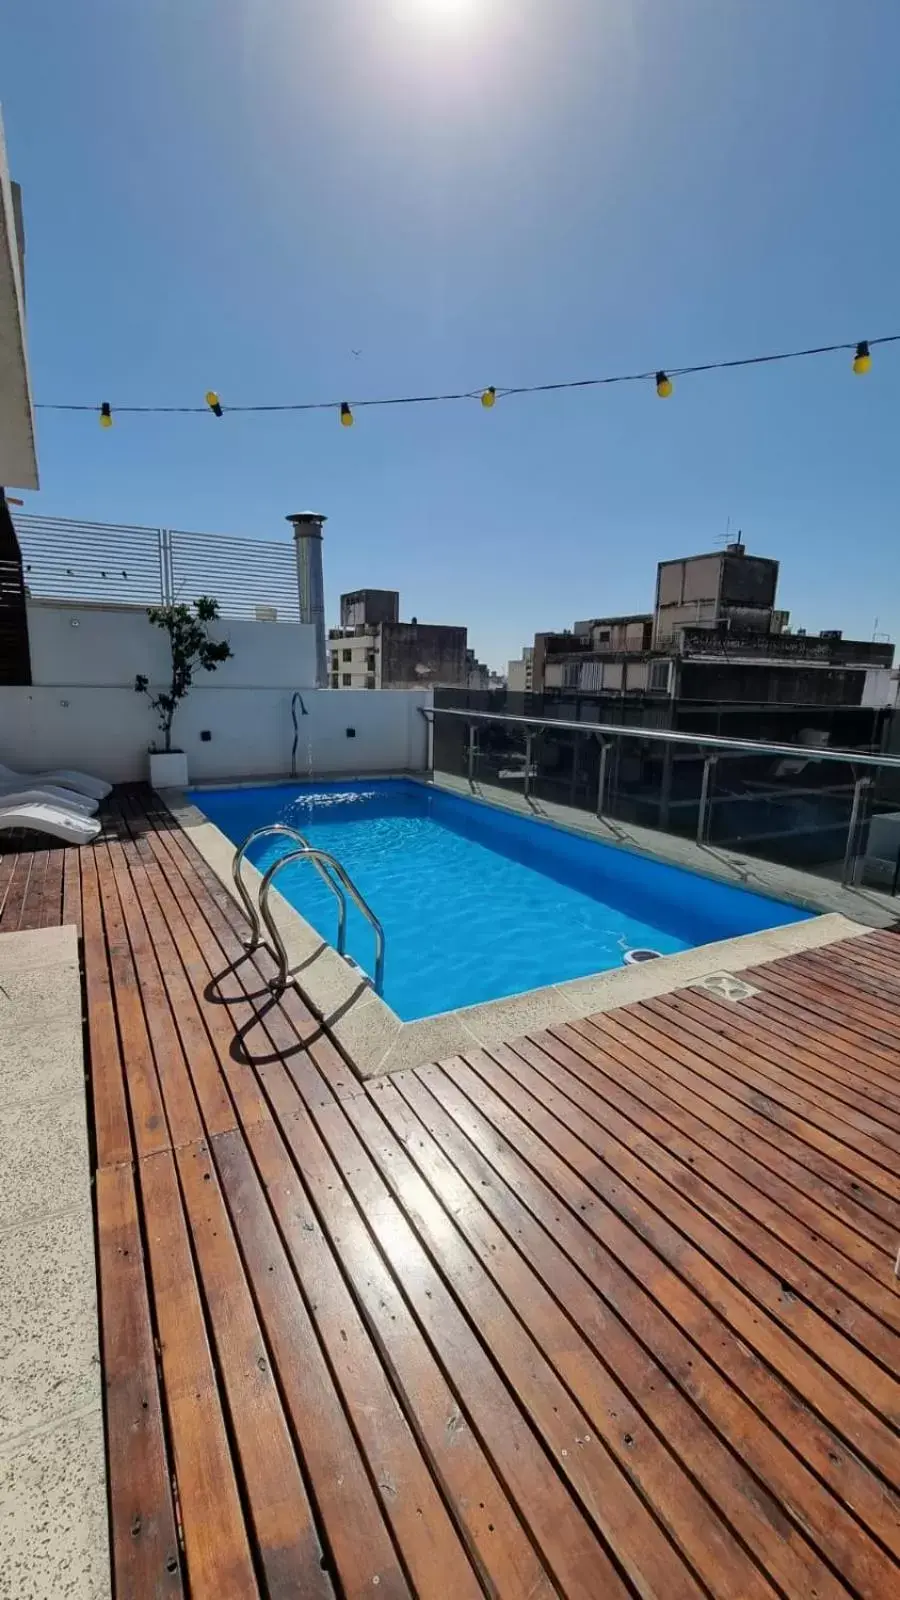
[191,779,812,1021]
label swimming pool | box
[191,778,812,1022]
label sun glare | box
[395,0,479,24]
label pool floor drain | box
[692,971,759,1003]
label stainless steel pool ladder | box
[232,823,385,996]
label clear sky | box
[3,0,899,669]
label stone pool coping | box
[165,784,873,1079]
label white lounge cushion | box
[0,762,111,801]
[0,783,99,815]
[0,802,101,844]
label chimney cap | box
[286,511,327,525]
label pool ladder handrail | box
[260,847,385,997]
[232,823,385,996]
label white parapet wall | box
[1,600,430,782]
[0,684,431,783]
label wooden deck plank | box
[428,1054,900,1568]
[0,848,17,923]
[96,1164,183,1599]
[16,845,48,929]
[105,839,207,1150]
[479,1036,900,1482]
[144,806,355,1105]
[686,975,900,1121]
[749,963,900,1064]
[39,845,65,928]
[269,1095,566,1600]
[212,1125,481,1599]
[79,845,132,1169]
[139,1148,260,1598]
[549,1016,900,1329]
[393,1064,899,1598]
[641,990,900,1178]
[708,990,900,1118]
[174,1141,338,1599]
[576,1007,900,1257]
[779,947,900,1022]
[94,841,171,1159]
[131,839,275,1132]
[612,1002,900,1234]
[108,835,234,1144]
[310,1095,685,1600]
[354,1084,804,1600]
[61,845,82,933]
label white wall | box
[0,686,430,784]
[862,667,900,708]
[26,599,318,690]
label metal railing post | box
[596,737,609,819]
[524,730,533,798]
[696,754,718,846]
[467,722,476,784]
[842,775,872,887]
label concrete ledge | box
[0,924,109,1599]
[173,784,871,1080]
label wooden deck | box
[2,787,900,1598]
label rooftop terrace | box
[2,786,899,1597]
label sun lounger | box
[0,761,111,801]
[0,801,101,844]
[0,783,99,815]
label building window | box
[342,648,352,662]
[649,660,671,693]
[366,652,376,671]
[331,675,339,689]
[366,674,376,689]
[596,629,611,644]
[342,673,352,687]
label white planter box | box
[148,750,188,789]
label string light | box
[99,403,113,429]
[35,330,899,424]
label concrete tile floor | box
[0,926,109,1600]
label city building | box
[507,645,534,693]
[530,541,895,710]
[329,589,467,690]
[466,649,505,691]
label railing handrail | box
[425,705,900,771]
[233,823,340,951]
[259,846,385,996]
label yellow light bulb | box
[852,341,872,376]
[340,401,354,427]
[100,403,113,429]
[205,390,223,416]
[655,371,673,399]
[481,386,496,408]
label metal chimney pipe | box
[286,511,327,687]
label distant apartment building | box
[329,589,467,689]
[466,649,505,691]
[531,541,896,709]
[507,645,534,693]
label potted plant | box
[135,596,233,788]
